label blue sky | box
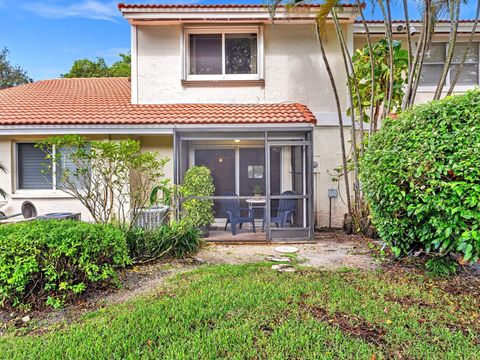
[0,1,477,81]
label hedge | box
[0,220,130,308]
[361,90,480,262]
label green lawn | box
[1,263,479,359]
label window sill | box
[416,85,477,93]
[11,191,74,199]
[181,79,265,87]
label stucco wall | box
[135,23,349,113]
[0,135,174,222]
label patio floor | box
[206,229,267,242]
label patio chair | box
[262,191,297,231]
[221,191,256,236]
[0,201,37,221]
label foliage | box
[180,166,215,228]
[149,182,173,207]
[425,256,458,277]
[361,91,480,263]
[126,220,201,264]
[0,161,6,198]
[37,135,169,229]
[348,39,409,125]
[108,53,131,77]
[1,264,479,358]
[0,47,32,89]
[61,53,131,78]
[0,220,130,309]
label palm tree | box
[268,0,354,216]
[0,161,7,199]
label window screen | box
[17,143,51,190]
[420,43,445,86]
[189,34,222,75]
[420,42,479,86]
[225,33,257,74]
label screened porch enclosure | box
[174,129,314,241]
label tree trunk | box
[434,0,460,100]
[378,0,394,118]
[356,0,375,144]
[403,0,413,71]
[410,2,435,107]
[315,21,352,216]
[332,9,361,214]
[447,0,480,96]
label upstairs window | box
[420,42,479,86]
[185,27,262,80]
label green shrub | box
[425,257,458,277]
[0,220,130,308]
[180,166,215,228]
[126,220,201,264]
[361,90,480,262]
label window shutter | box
[17,143,52,189]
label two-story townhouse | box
[0,3,479,242]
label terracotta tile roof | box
[118,3,361,10]
[0,78,316,126]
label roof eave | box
[119,5,360,25]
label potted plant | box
[252,184,262,198]
[180,166,215,237]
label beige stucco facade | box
[1,15,476,229]
[0,135,174,222]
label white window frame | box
[418,41,480,92]
[183,26,264,81]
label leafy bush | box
[180,166,215,228]
[361,90,480,262]
[0,220,130,308]
[126,220,201,264]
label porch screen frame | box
[264,131,314,241]
[173,127,314,241]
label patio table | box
[246,197,266,231]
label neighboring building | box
[0,4,479,241]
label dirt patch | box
[307,305,387,345]
[197,231,378,270]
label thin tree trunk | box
[402,16,425,110]
[403,0,413,71]
[332,9,361,214]
[378,0,394,118]
[447,0,480,96]
[315,21,352,216]
[356,0,374,145]
[410,2,435,107]
[434,0,461,100]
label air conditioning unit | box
[394,24,406,32]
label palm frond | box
[315,0,341,40]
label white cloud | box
[23,1,120,22]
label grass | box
[0,263,479,359]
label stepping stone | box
[274,246,299,254]
[277,266,296,273]
[271,264,291,270]
[265,255,291,262]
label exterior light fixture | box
[234,139,240,143]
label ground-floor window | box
[16,143,77,191]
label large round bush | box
[361,90,480,262]
[0,220,130,308]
